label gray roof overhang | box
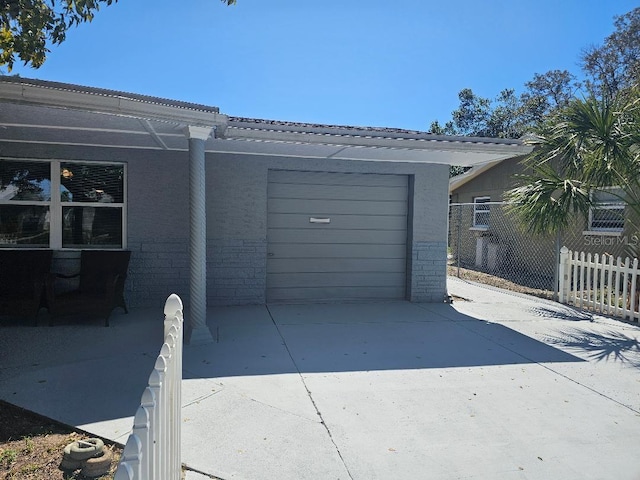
[0,77,532,165]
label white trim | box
[473,196,491,228]
[0,157,127,250]
[582,230,624,237]
[1,80,227,128]
[184,125,213,141]
[449,159,505,192]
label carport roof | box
[0,77,532,165]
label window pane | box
[62,206,122,248]
[591,207,624,230]
[0,205,50,247]
[474,212,490,227]
[60,163,124,203]
[0,160,51,201]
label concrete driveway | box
[1,277,639,479]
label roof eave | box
[0,77,228,129]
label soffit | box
[0,77,533,165]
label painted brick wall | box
[3,143,453,307]
[409,241,448,302]
[207,239,267,305]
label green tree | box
[505,91,640,243]
[581,7,640,100]
[0,0,236,71]
[520,70,581,125]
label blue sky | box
[7,0,639,131]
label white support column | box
[185,125,214,345]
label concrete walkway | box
[1,277,639,479]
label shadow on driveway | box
[182,302,584,380]
[0,301,587,438]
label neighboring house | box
[449,156,637,290]
[0,77,531,322]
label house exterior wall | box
[2,143,450,307]
[449,156,525,204]
[206,153,450,305]
[450,155,639,290]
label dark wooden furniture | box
[0,249,53,325]
[45,250,131,326]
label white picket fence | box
[558,246,640,322]
[114,294,184,480]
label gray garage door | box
[267,170,408,302]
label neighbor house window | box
[589,187,625,232]
[473,196,490,228]
[0,159,126,249]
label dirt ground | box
[0,400,122,479]
[448,266,555,300]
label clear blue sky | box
[7,0,639,131]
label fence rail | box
[558,247,640,322]
[114,294,184,480]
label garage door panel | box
[268,243,406,259]
[267,213,407,230]
[270,170,408,187]
[269,183,407,202]
[267,170,408,302]
[268,198,407,216]
[268,228,407,245]
[268,272,406,288]
[267,258,406,274]
[267,286,406,302]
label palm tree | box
[505,89,640,248]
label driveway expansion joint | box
[265,305,356,480]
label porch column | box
[185,125,214,345]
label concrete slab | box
[1,279,639,479]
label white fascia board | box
[221,128,532,166]
[0,82,228,128]
[449,159,505,191]
[208,138,527,166]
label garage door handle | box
[268,253,274,256]
[310,217,331,224]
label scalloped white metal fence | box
[114,294,184,480]
[558,247,640,322]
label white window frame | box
[473,196,491,229]
[0,158,127,249]
[588,187,625,233]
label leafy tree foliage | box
[581,7,640,100]
[0,0,236,71]
[443,7,638,179]
[505,92,640,235]
[504,8,640,240]
[433,72,580,141]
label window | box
[589,187,625,232]
[473,196,490,228]
[0,159,126,249]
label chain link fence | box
[448,202,559,299]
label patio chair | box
[45,250,131,327]
[0,249,53,325]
